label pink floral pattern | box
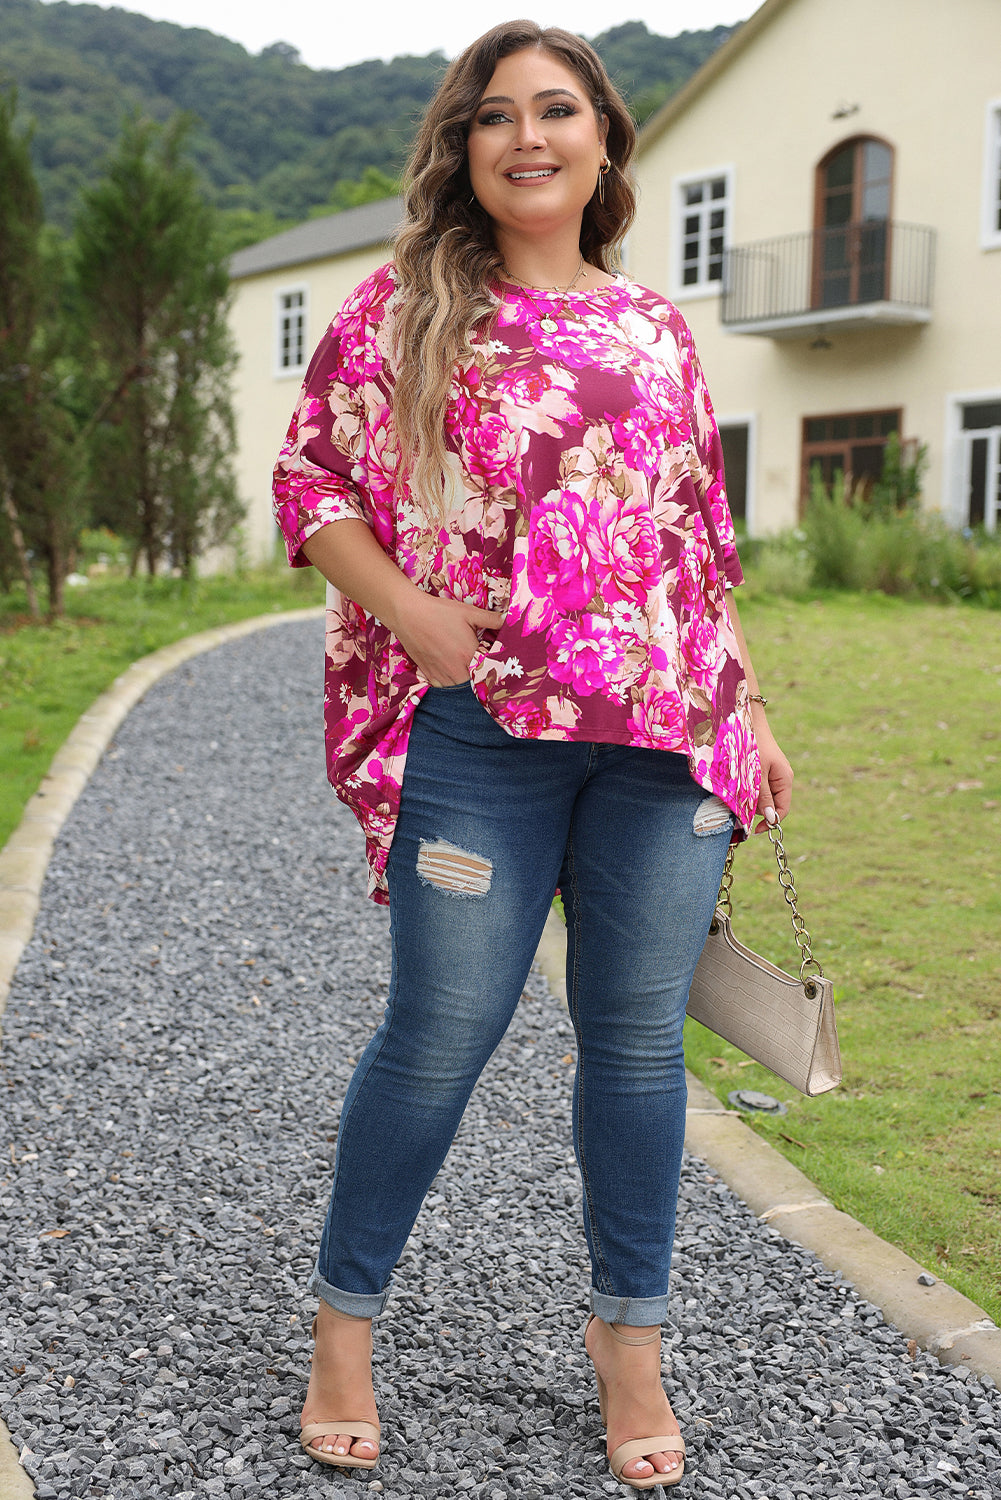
[547,613,626,696]
[273,265,760,903]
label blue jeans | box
[308,685,732,1325]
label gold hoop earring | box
[597,157,611,206]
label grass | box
[0,568,324,847]
[688,577,1001,1323]
[3,567,1001,1323]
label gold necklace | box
[504,256,585,333]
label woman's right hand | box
[392,590,505,687]
[301,521,504,686]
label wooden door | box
[813,139,892,309]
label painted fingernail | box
[764,806,777,825]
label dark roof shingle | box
[230,196,403,279]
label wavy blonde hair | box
[392,20,637,506]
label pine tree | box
[74,114,242,576]
[0,90,83,616]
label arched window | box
[812,137,893,309]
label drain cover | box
[727,1089,787,1116]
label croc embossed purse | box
[688,822,841,1097]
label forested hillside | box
[0,0,735,230]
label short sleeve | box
[680,321,744,590]
[272,266,395,568]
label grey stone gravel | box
[1,617,999,1499]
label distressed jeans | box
[308,683,733,1325]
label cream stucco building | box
[629,0,1001,534]
[228,198,401,563]
[229,0,1001,557]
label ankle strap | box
[607,1322,661,1346]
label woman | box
[274,20,792,1490]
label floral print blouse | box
[274,264,760,904]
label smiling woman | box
[466,51,608,249]
[271,18,792,1493]
[390,21,637,508]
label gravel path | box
[1,617,999,1500]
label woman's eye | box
[475,103,576,126]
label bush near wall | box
[739,444,1001,608]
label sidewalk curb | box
[534,911,1001,1389]
[0,606,324,1500]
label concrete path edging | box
[0,606,323,1500]
[533,912,1001,1389]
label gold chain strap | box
[713,822,825,987]
[717,845,735,920]
[766,822,824,983]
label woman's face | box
[466,47,606,242]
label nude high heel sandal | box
[586,1314,686,1490]
[299,1314,381,1471]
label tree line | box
[0,0,734,233]
[0,97,239,615]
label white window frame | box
[274,283,309,378]
[945,389,1001,531]
[671,165,733,302]
[981,100,1001,250]
[717,412,758,536]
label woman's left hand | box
[752,715,794,834]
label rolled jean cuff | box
[590,1291,669,1327]
[307,1266,392,1319]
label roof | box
[229,196,404,279]
[636,0,795,153]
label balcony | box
[721,221,936,337]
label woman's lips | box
[505,166,559,182]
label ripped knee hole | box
[693,795,733,836]
[416,838,493,896]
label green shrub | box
[855,511,920,595]
[792,442,1001,607]
[867,432,928,517]
[741,531,813,598]
[77,527,129,574]
[923,522,1001,604]
[803,468,867,589]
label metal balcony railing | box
[721,221,936,334]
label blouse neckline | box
[495,272,630,301]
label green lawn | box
[688,581,1001,1323]
[0,569,324,846]
[3,572,1000,1323]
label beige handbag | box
[688,823,841,1096]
